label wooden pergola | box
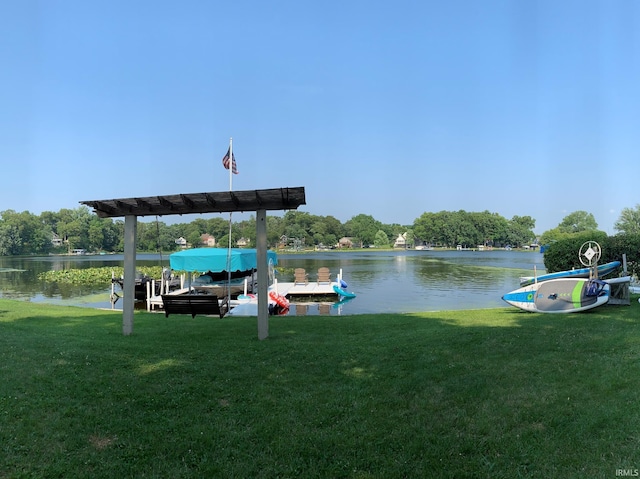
[80,186,306,340]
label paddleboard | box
[502,277,609,313]
[519,261,621,287]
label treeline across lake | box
[0,207,540,256]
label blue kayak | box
[519,261,621,287]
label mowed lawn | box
[1,298,640,478]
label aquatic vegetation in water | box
[37,266,165,285]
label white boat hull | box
[503,278,610,313]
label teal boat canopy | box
[169,248,278,273]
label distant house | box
[338,237,353,249]
[175,237,187,249]
[51,233,63,247]
[201,234,216,247]
[394,233,407,249]
[236,237,250,248]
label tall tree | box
[413,212,439,246]
[557,211,598,234]
[266,216,285,247]
[323,216,345,245]
[507,215,536,247]
[374,230,389,248]
[0,223,21,255]
[237,216,257,246]
[614,205,640,235]
[344,214,382,247]
[0,210,51,255]
[56,207,93,251]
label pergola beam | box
[135,198,155,213]
[204,193,217,207]
[115,200,133,214]
[229,191,240,208]
[158,196,175,211]
[180,194,195,209]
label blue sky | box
[1,0,638,234]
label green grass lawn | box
[1,298,640,478]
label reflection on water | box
[0,250,546,315]
[278,249,545,314]
[0,254,168,304]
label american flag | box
[222,147,238,174]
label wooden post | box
[256,209,268,340]
[123,215,137,336]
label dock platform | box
[271,281,340,297]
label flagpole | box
[229,137,233,191]
[227,137,233,304]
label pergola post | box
[123,215,137,336]
[256,209,269,340]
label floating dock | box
[271,280,340,298]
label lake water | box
[0,249,546,315]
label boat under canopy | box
[169,248,278,273]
